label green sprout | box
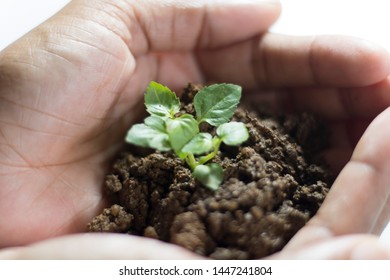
[126,81,249,190]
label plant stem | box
[186,153,198,170]
[198,138,222,165]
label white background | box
[0,0,389,247]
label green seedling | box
[126,81,249,190]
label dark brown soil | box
[87,84,332,259]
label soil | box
[87,84,333,259]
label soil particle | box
[87,84,332,259]
[87,204,133,233]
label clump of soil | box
[87,84,332,259]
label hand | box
[0,0,390,259]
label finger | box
[197,34,390,88]
[256,34,390,87]
[0,234,202,259]
[247,91,373,147]
[125,0,281,54]
[271,233,390,259]
[284,78,390,120]
[308,108,390,236]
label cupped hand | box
[1,0,390,259]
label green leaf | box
[125,124,171,151]
[193,163,223,191]
[216,122,249,146]
[182,133,213,155]
[144,81,180,118]
[144,116,166,132]
[166,114,199,155]
[194,83,241,126]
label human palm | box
[1,0,390,258]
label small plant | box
[126,81,249,190]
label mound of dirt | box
[87,84,332,259]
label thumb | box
[0,234,203,259]
[280,108,390,252]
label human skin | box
[0,0,390,259]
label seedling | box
[126,81,249,190]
